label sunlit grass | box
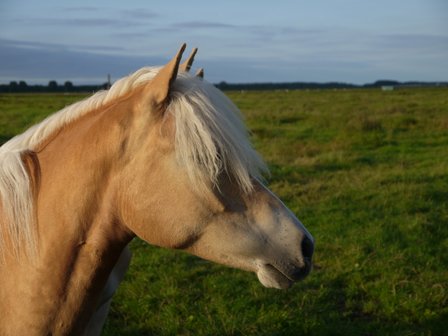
[1,88,447,335]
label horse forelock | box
[0,65,267,257]
[169,74,267,194]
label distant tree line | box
[215,80,448,91]
[0,80,110,93]
[1,79,447,93]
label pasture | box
[1,88,447,335]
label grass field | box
[1,88,447,335]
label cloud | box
[120,8,159,20]
[15,17,144,28]
[0,37,379,84]
[377,33,448,52]
[1,39,66,50]
[0,38,125,53]
[10,7,159,30]
[0,37,291,84]
[172,21,236,29]
[63,6,101,12]
[111,32,154,40]
[168,21,322,35]
[62,6,159,20]
[1,28,447,85]
[0,39,165,84]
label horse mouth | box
[256,261,311,289]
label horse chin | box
[256,264,294,289]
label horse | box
[0,44,314,335]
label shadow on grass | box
[103,323,158,336]
[104,297,445,336]
[0,134,13,146]
[103,268,445,336]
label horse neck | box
[2,99,135,334]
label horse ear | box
[179,48,198,72]
[195,68,204,79]
[144,43,186,110]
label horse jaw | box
[255,259,312,289]
[256,263,294,289]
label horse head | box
[115,44,314,288]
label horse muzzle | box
[255,234,314,289]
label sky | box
[0,0,447,84]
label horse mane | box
[0,66,267,257]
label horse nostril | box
[301,235,314,260]
[290,263,312,281]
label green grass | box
[1,88,447,335]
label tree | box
[18,81,28,92]
[217,81,228,90]
[48,80,58,90]
[64,81,73,91]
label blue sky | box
[1,0,447,84]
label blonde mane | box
[0,66,267,257]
